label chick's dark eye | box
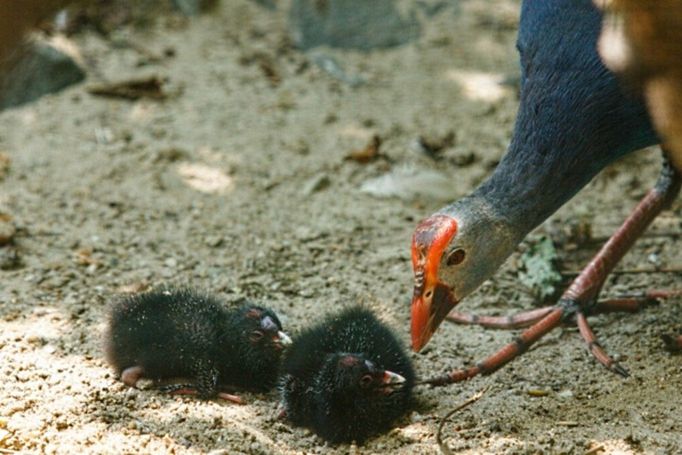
[249,330,264,342]
[446,248,466,266]
[360,374,373,388]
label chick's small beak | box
[380,370,406,394]
[411,281,458,352]
[382,370,406,385]
[274,331,292,349]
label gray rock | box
[302,173,331,195]
[0,37,85,110]
[310,52,365,86]
[416,0,456,17]
[360,166,455,201]
[0,215,15,246]
[557,389,574,399]
[251,0,276,10]
[290,0,420,51]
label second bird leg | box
[446,289,681,328]
[429,155,681,386]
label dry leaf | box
[345,135,382,163]
[88,76,166,100]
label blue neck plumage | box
[475,0,657,237]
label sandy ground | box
[1,0,681,453]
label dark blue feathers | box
[476,0,657,234]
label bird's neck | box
[473,149,603,239]
[479,0,657,238]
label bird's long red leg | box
[427,156,681,386]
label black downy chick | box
[279,306,414,443]
[104,288,291,403]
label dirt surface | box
[1,1,681,453]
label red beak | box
[410,214,459,352]
[411,281,459,352]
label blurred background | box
[1,1,680,454]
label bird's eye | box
[249,330,264,342]
[360,375,373,388]
[446,248,466,266]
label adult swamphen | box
[410,0,682,385]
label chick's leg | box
[121,366,144,387]
[160,361,245,404]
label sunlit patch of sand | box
[176,162,233,194]
[445,70,510,102]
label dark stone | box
[416,0,457,17]
[0,38,85,110]
[251,0,276,10]
[171,0,217,16]
[290,0,420,51]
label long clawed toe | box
[158,383,198,396]
[217,392,245,404]
[575,311,629,377]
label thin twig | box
[584,444,605,455]
[436,386,489,455]
[588,231,680,243]
[561,266,682,276]
[556,420,579,427]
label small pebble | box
[302,173,330,195]
[0,152,10,179]
[557,389,574,399]
[205,236,223,247]
[0,214,15,246]
[0,246,20,270]
[526,389,550,397]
